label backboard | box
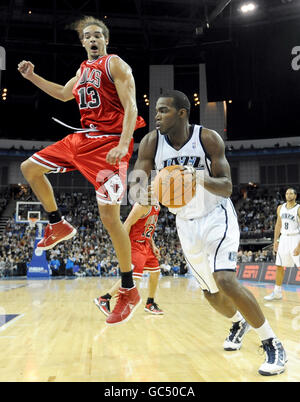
[15,201,48,224]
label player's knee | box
[100,210,119,231]
[21,159,33,180]
[203,289,212,300]
[213,271,237,294]
[20,159,42,180]
[203,290,219,303]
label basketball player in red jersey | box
[94,202,164,319]
[17,16,146,325]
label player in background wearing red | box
[17,16,145,325]
[94,202,164,318]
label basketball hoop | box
[28,217,38,228]
[15,202,48,225]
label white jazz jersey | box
[154,124,224,219]
[276,203,300,267]
[279,203,300,235]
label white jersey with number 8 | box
[276,203,300,268]
[280,203,300,235]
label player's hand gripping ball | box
[153,165,196,208]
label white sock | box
[274,285,282,293]
[230,311,244,323]
[255,319,276,341]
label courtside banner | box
[288,267,300,285]
[260,264,290,284]
[237,263,299,285]
[27,228,50,278]
[237,264,263,282]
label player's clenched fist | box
[18,60,35,79]
[106,144,128,165]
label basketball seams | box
[153,165,196,208]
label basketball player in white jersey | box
[265,188,300,300]
[131,90,287,376]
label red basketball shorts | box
[131,240,160,280]
[29,132,133,204]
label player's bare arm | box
[123,203,151,234]
[293,207,300,256]
[106,57,138,165]
[134,130,157,178]
[129,130,157,204]
[150,237,160,258]
[199,128,232,198]
[17,60,79,102]
[273,205,282,253]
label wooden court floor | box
[0,275,299,382]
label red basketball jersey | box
[72,54,146,134]
[129,205,160,242]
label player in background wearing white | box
[131,90,287,376]
[265,188,300,300]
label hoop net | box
[28,217,38,228]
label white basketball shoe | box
[223,319,251,351]
[264,291,282,301]
[258,338,287,376]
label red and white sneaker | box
[36,219,77,251]
[106,286,141,326]
[94,297,110,317]
[144,302,164,315]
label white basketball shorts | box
[275,234,300,268]
[176,198,240,294]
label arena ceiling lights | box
[239,2,258,13]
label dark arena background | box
[0,0,300,384]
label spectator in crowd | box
[2,256,17,277]
[85,256,101,276]
[180,261,188,275]
[0,257,5,277]
[65,256,75,276]
[50,257,61,276]
[160,260,172,276]
[73,260,81,276]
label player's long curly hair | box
[69,16,109,42]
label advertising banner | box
[236,263,300,286]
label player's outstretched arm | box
[17,60,78,102]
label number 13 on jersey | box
[78,86,101,109]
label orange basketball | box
[153,165,196,208]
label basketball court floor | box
[0,275,299,382]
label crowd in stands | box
[236,194,277,239]
[48,193,188,277]
[0,190,188,278]
[0,185,296,278]
[235,184,300,239]
[237,249,273,263]
[0,190,10,216]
